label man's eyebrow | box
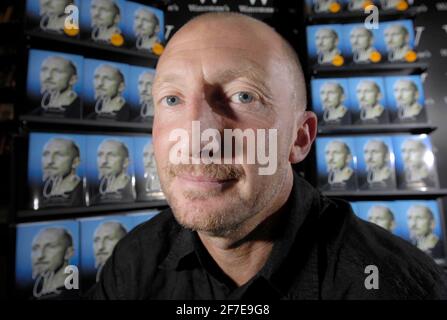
[212,67,273,99]
[153,67,273,100]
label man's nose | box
[188,95,225,131]
[98,239,106,251]
[36,248,45,260]
[100,156,107,166]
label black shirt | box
[89,172,447,300]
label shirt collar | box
[159,171,330,298]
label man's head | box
[394,79,419,107]
[97,140,129,178]
[364,140,389,170]
[42,138,80,180]
[407,205,435,239]
[314,0,338,11]
[39,0,72,16]
[320,82,345,110]
[93,221,127,268]
[367,205,395,232]
[138,71,155,103]
[40,56,78,94]
[31,227,74,278]
[350,27,373,52]
[143,142,155,172]
[316,28,338,53]
[384,24,409,50]
[94,64,125,100]
[134,8,159,38]
[325,140,352,171]
[356,80,382,108]
[401,139,427,170]
[91,0,120,29]
[152,13,316,236]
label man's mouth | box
[43,81,56,87]
[177,172,236,184]
[168,164,244,191]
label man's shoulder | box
[320,198,447,299]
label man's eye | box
[164,96,181,106]
[231,92,254,104]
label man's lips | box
[175,173,238,189]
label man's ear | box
[118,81,125,94]
[65,246,74,261]
[114,14,121,26]
[289,111,318,164]
[69,75,78,87]
[123,157,129,170]
[346,153,353,164]
[72,156,80,170]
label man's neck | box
[197,168,294,287]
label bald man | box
[33,56,80,118]
[384,24,412,62]
[90,64,128,120]
[90,0,122,43]
[319,82,350,125]
[393,79,425,122]
[134,8,160,52]
[134,71,155,121]
[40,137,83,207]
[95,139,134,203]
[31,227,74,298]
[407,205,444,259]
[324,140,356,190]
[349,27,377,63]
[89,13,447,300]
[362,140,395,189]
[93,221,128,282]
[401,139,437,189]
[315,28,341,64]
[356,80,389,123]
[39,0,74,34]
[367,206,395,233]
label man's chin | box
[171,204,240,235]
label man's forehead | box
[321,83,339,90]
[352,28,368,35]
[395,81,412,88]
[46,140,69,150]
[96,224,118,234]
[409,206,429,216]
[327,142,344,150]
[96,66,117,76]
[140,72,154,81]
[155,47,278,96]
[43,57,67,67]
[365,141,383,148]
[34,230,61,243]
[137,9,154,19]
[157,17,284,77]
